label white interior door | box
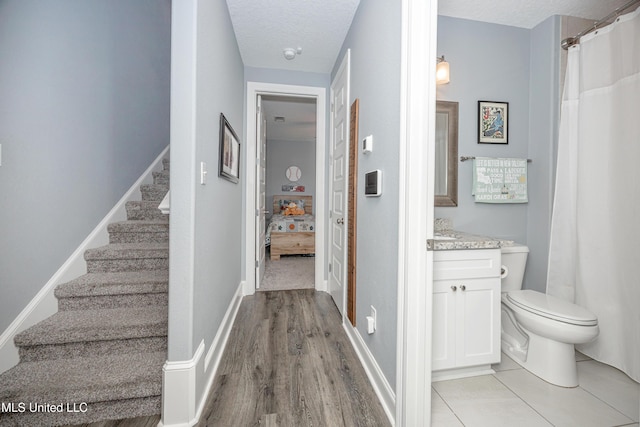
[329,51,350,316]
[255,95,267,288]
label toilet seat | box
[506,290,597,326]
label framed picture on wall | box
[219,113,241,183]
[478,101,508,144]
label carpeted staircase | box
[0,158,170,426]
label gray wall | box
[266,140,316,217]
[244,67,330,88]
[525,16,561,292]
[168,0,244,364]
[333,1,402,390]
[435,16,531,245]
[436,16,564,293]
[0,0,170,333]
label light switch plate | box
[200,161,207,185]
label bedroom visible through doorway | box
[258,95,317,292]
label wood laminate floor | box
[68,290,389,427]
[198,289,391,427]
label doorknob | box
[337,218,344,225]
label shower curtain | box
[547,6,640,383]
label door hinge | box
[256,209,260,217]
[329,263,332,273]
[256,260,259,268]
[331,102,334,113]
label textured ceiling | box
[226,0,360,73]
[234,0,637,142]
[439,0,635,29]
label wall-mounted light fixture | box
[436,55,450,85]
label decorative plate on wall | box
[285,165,302,182]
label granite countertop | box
[429,229,514,251]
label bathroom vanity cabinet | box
[432,248,501,379]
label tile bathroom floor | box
[432,352,640,427]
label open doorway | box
[259,95,317,291]
[244,82,327,297]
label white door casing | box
[255,95,267,288]
[328,50,350,317]
[244,82,326,296]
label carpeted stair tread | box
[140,184,169,201]
[108,220,169,244]
[153,170,170,185]
[0,351,165,404]
[14,306,167,347]
[84,243,168,261]
[55,271,168,299]
[125,201,167,221]
[108,220,170,233]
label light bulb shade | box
[283,48,296,60]
[436,60,450,84]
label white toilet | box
[500,244,599,387]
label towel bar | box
[460,156,532,163]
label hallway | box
[197,290,390,426]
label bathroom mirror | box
[435,101,459,207]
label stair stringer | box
[0,145,170,375]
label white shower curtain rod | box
[561,0,640,49]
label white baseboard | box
[343,322,396,426]
[0,146,170,375]
[160,281,244,427]
[316,278,328,293]
[160,340,205,426]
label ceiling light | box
[436,55,450,85]
[283,47,303,61]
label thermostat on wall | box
[364,170,382,197]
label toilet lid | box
[506,290,598,326]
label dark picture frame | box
[478,101,508,144]
[219,113,240,183]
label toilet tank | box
[500,244,529,292]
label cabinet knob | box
[451,285,457,291]
[460,285,466,291]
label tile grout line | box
[576,359,638,424]
[431,386,466,426]
[579,385,636,425]
[491,372,557,426]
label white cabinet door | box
[457,278,500,367]
[432,281,457,371]
[432,249,501,373]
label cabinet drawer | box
[433,249,500,280]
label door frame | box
[244,82,327,295]
[395,0,437,425]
